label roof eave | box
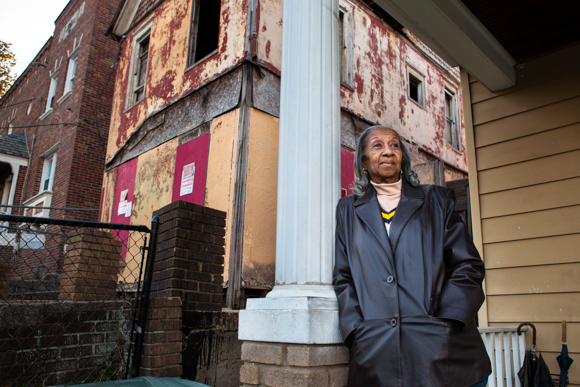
[372,0,516,91]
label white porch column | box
[239,0,342,344]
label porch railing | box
[478,325,529,387]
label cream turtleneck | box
[371,178,402,212]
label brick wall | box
[150,201,242,386]
[151,201,226,313]
[0,0,121,223]
[0,300,128,387]
[240,342,349,387]
[140,297,183,378]
[59,228,121,301]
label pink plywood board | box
[112,157,138,224]
[172,133,209,205]
[111,157,138,262]
[341,148,355,196]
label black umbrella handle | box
[517,322,537,347]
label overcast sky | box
[0,0,71,77]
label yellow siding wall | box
[205,109,240,283]
[241,109,279,288]
[470,44,580,385]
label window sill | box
[341,82,355,92]
[446,143,463,155]
[124,97,145,114]
[39,109,53,121]
[57,90,72,104]
[184,49,218,74]
[408,97,427,111]
[23,190,53,218]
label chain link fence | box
[0,213,154,386]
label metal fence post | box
[131,215,160,378]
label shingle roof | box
[0,131,30,159]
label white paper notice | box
[180,162,195,196]
[118,189,129,215]
[125,201,132,217]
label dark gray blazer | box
[333,179,491,387]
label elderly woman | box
[333,126,491,387]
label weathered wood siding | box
[469,44,580,385]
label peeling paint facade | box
[103,0,468,304]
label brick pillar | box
[240,342,349,387]
[59,229,121,301]
[140,297,183,377]
[151,201,226,313]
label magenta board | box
[341,148,355,196]
[172,133,209,205]
[111,157,138,262]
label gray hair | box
[352,125,419,197]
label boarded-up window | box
[187,0,221,67]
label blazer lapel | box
[354,188,395,264]
[389,179,424,252]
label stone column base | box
[240,341,349,387]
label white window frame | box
[8,120,13,135]
[40,149,58,193]
[407,66,426,107]
[64,54,77,94]
[127,21,153,109]
[45,75,58,113]
[444,87,460,150]
[339,1,354,88]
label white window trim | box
[339,1,354,88]
[44,74,59,117]
[62,52,78,99]
[407,66,426,107]
[22,190,54,218]
[40,150,58,194]
[444,86,461,151]
[126,20,153,110]
[8,120,14,135]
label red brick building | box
[0,0,121,277]
[0,0,121,222]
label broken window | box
[408,69,425,106]
[187,0,221,67]
[445,89,459,149]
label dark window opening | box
[409,80,419,102]
[188,0,222,67]
[408,72,424,106]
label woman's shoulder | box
[337,194,357,209]
[417,183,455,207]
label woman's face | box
[362,127,403,184]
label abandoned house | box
[103,0,468,308]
